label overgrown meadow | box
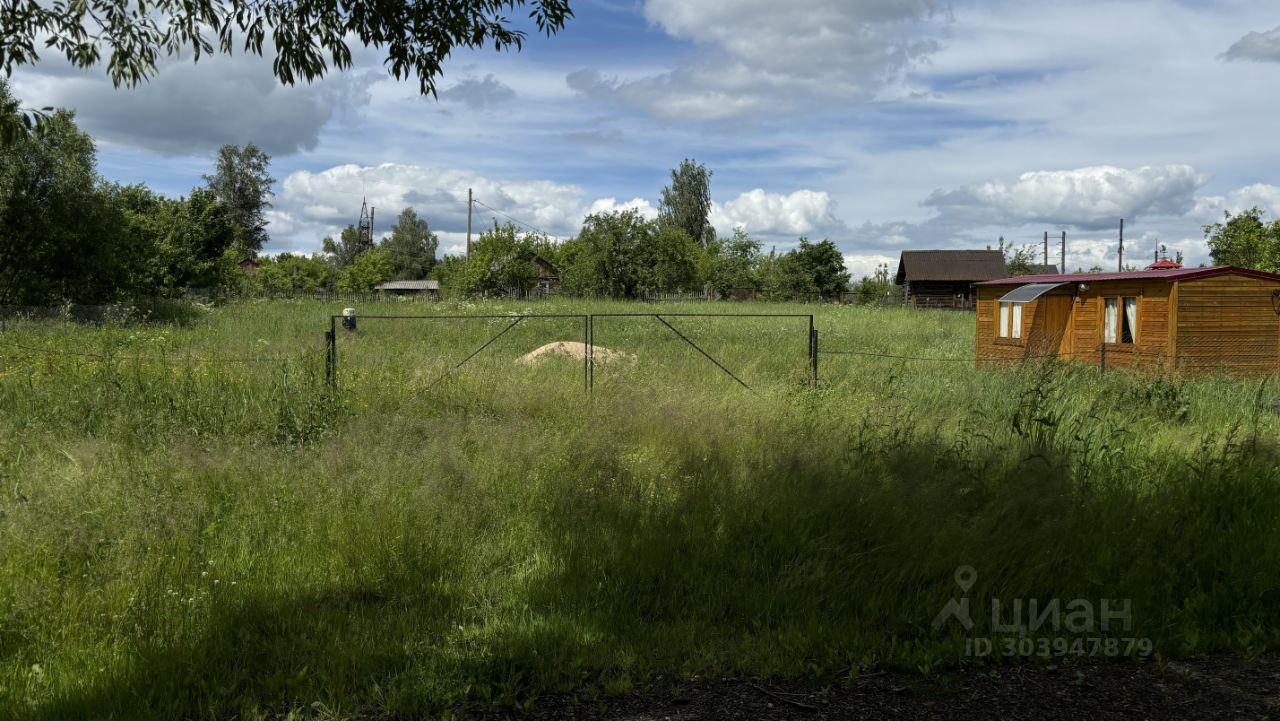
[1,299,1278,719]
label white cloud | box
[272,163,588,248]
[567,0,946,120]
[12,53,378,156]
[1222,25,1280,63]
[1190,183,1280,222]
[844,254,898,280]
[585,197,659,219]
[922,165,1209,230]
[711,189,846,238]
[270,164,852,253]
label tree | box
[0,83,128,304]
[1203,207,1280,273]
[700,228,762,297]
[381,207,438,280]
[558,210,701,298]
[785,238,851,299]
[454,222,543,296]
[250,253,337,295]
[0,0,573,117]
[323,224,374,268]
[658,158,714,246]
[336,247,393,293]
[854,262,898,305]
[203,143,274,257]
[1004,244,1039,276]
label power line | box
[470,198,557,238]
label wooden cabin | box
[531,255,560,295]
[975,266,1280,375]
[896,250,1008,310]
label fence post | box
[325,316,336,389]
[808,316,818,386]
[1099,341,1106,377]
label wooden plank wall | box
[1175,274,1280,374]
[976,281,1171,369]
[975,287,1049,366]
[1071,281,1171,370]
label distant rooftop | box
[375,280,439,290]
[978,266,1280,286]
[896,250,1009,284]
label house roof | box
[977,265,1280,286]
[895,250,1009,284]
[376,280,439,290]
[1027,264,1060,275]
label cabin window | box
[1122,297,1137,344]
[1104,297,1137,344]
[997,301,1023,340]
[1104,298,1118,343]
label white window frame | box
[998,301,1024,340]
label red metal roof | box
[1145,258,1182,270]
[977,266,1280,286]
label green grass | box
[1,298,1278,719]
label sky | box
[10,0,1280,279]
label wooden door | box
[1040,295,1073,358]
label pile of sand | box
[518,341,636,365]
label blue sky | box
[11,0,1280,277]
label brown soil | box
[468,655,1280,720]
[518,341,636,365]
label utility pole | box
[369,206,375,245]
[1060,231,1066,274]
[1043,231,1049,267]
[466,188,473,260]
[1118,218,1125,272]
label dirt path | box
[474,656,1280,720]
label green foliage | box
[0,86,127,304]
[1004,244,1040,275]
[323,224,374,269]
[380,207,438,280]
[429,253,468,292]
[766,238,851,300]
[854,262,900,305]
[203,144,274,257]
[1203,207,1280,272]
[336,247,394,293]
[700,228,762,296]
[249,253,338,295]
[110,184,237,292]
[0,0,573,100]
[560,210,700,298]
[454,222,547,296]
[658,158,714,246]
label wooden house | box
[896,250,1008,310]
[238,257,260,275]
[531,255,560,295]
[974,266,1280,374]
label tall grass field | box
[1,299,1278,718]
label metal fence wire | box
[325,313,819,395]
